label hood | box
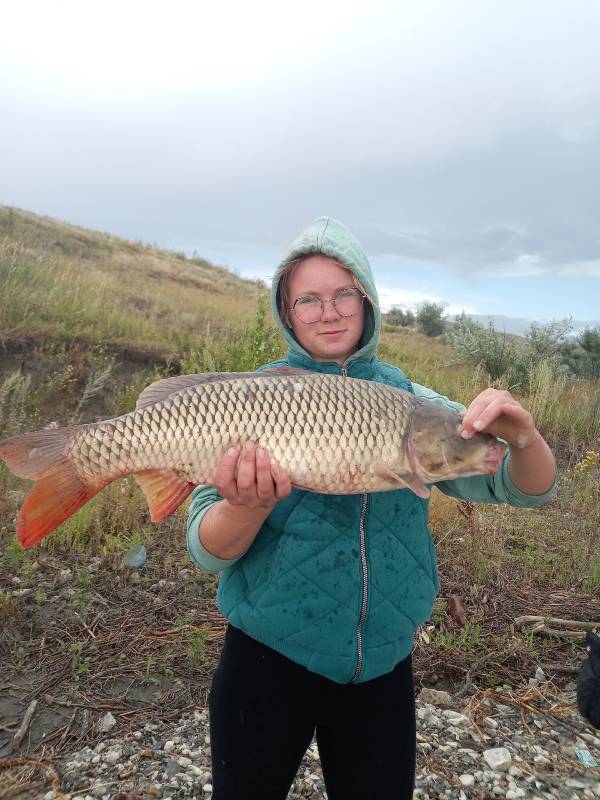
[271,216,381,364]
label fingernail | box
[473,420,483,430]
[257,447,267,459]
[227,447,237,456]
[460,429,470,439]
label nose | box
[321,298,342,321]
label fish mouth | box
[483,440,506,474]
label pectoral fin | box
[134,470,195,521]
[373,464,431,499]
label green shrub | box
[416,302,446,337]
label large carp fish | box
[0,368,505,547]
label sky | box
[2,0,600,333]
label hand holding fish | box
[460,388,556,496]
[214,441,292,510]
[460,388,535,450]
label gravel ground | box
[31,681,598,800]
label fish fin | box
[0,427,100,547]
[136,374,241,409]
[17,468,102,547]
[373,464,431,499]
[260,367,314,375]
[0,427,75,479]
[135,369,315,409]
[134,469,195,521]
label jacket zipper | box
[351,492,369,682]
[341,364,370,684]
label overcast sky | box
[2,0,600,330]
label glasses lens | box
[334,288,363,316]
[294,296,323,323]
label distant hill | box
[0,205,268,363]
[447,313,600,338]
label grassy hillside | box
[0,207,598,767]
[0,206,268,359]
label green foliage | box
[180,294,283,374]
[416,302,446,337]
[431,618,486,653]
[186,628,209,667]
[58,639,92,681]
[447,314,571,392]
[447,313,524,387]
[384,306,415,327]
[561,326,600,379]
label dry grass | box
[0,207,266,357]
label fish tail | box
[0,428,101,547]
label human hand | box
[459,388,537,450]
[214,441,292,510]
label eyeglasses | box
[291,287,367,324]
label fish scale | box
[0,369,505,547]
[73,373,404,493]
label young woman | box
[186,217,556,800]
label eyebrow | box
[292,284,356,298]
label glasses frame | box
[290,287,367,324]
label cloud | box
[377,286,476,316]
[482,253,546,278]
[559,260,600,277]
[1,0,600,288]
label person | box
[186,217,557,800]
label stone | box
[418,687,452,706]
[103,749,121,765]
[459,774,475,786]
[165,760,183,778]
[483,747,512,771]
[97,711,117,733]
[443,709,469,726]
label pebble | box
[56,686,596,799]
[97,711,117,733]
[483,746,512,771]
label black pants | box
[209,624,416,800]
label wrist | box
[221,498,277,520]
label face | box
[286,255,366,364]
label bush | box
[561,326,600,379]
[416,302,446,337]
[384,307,415,327]
[446,314,572,392]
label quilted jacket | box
[186,217,555,684]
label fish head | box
[407,398,506,483]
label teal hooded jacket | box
[186,217,555,684]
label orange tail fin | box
[0,428,101,547]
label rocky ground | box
[3,679,600,799]
[2,530,600,799]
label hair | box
[276,254,373,327]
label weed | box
[57,639,92,681]
[34,589,46,607]
[0,590,17,625]
[144,655,160,685]
[4,628,33,671]
[186,628,208,667]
